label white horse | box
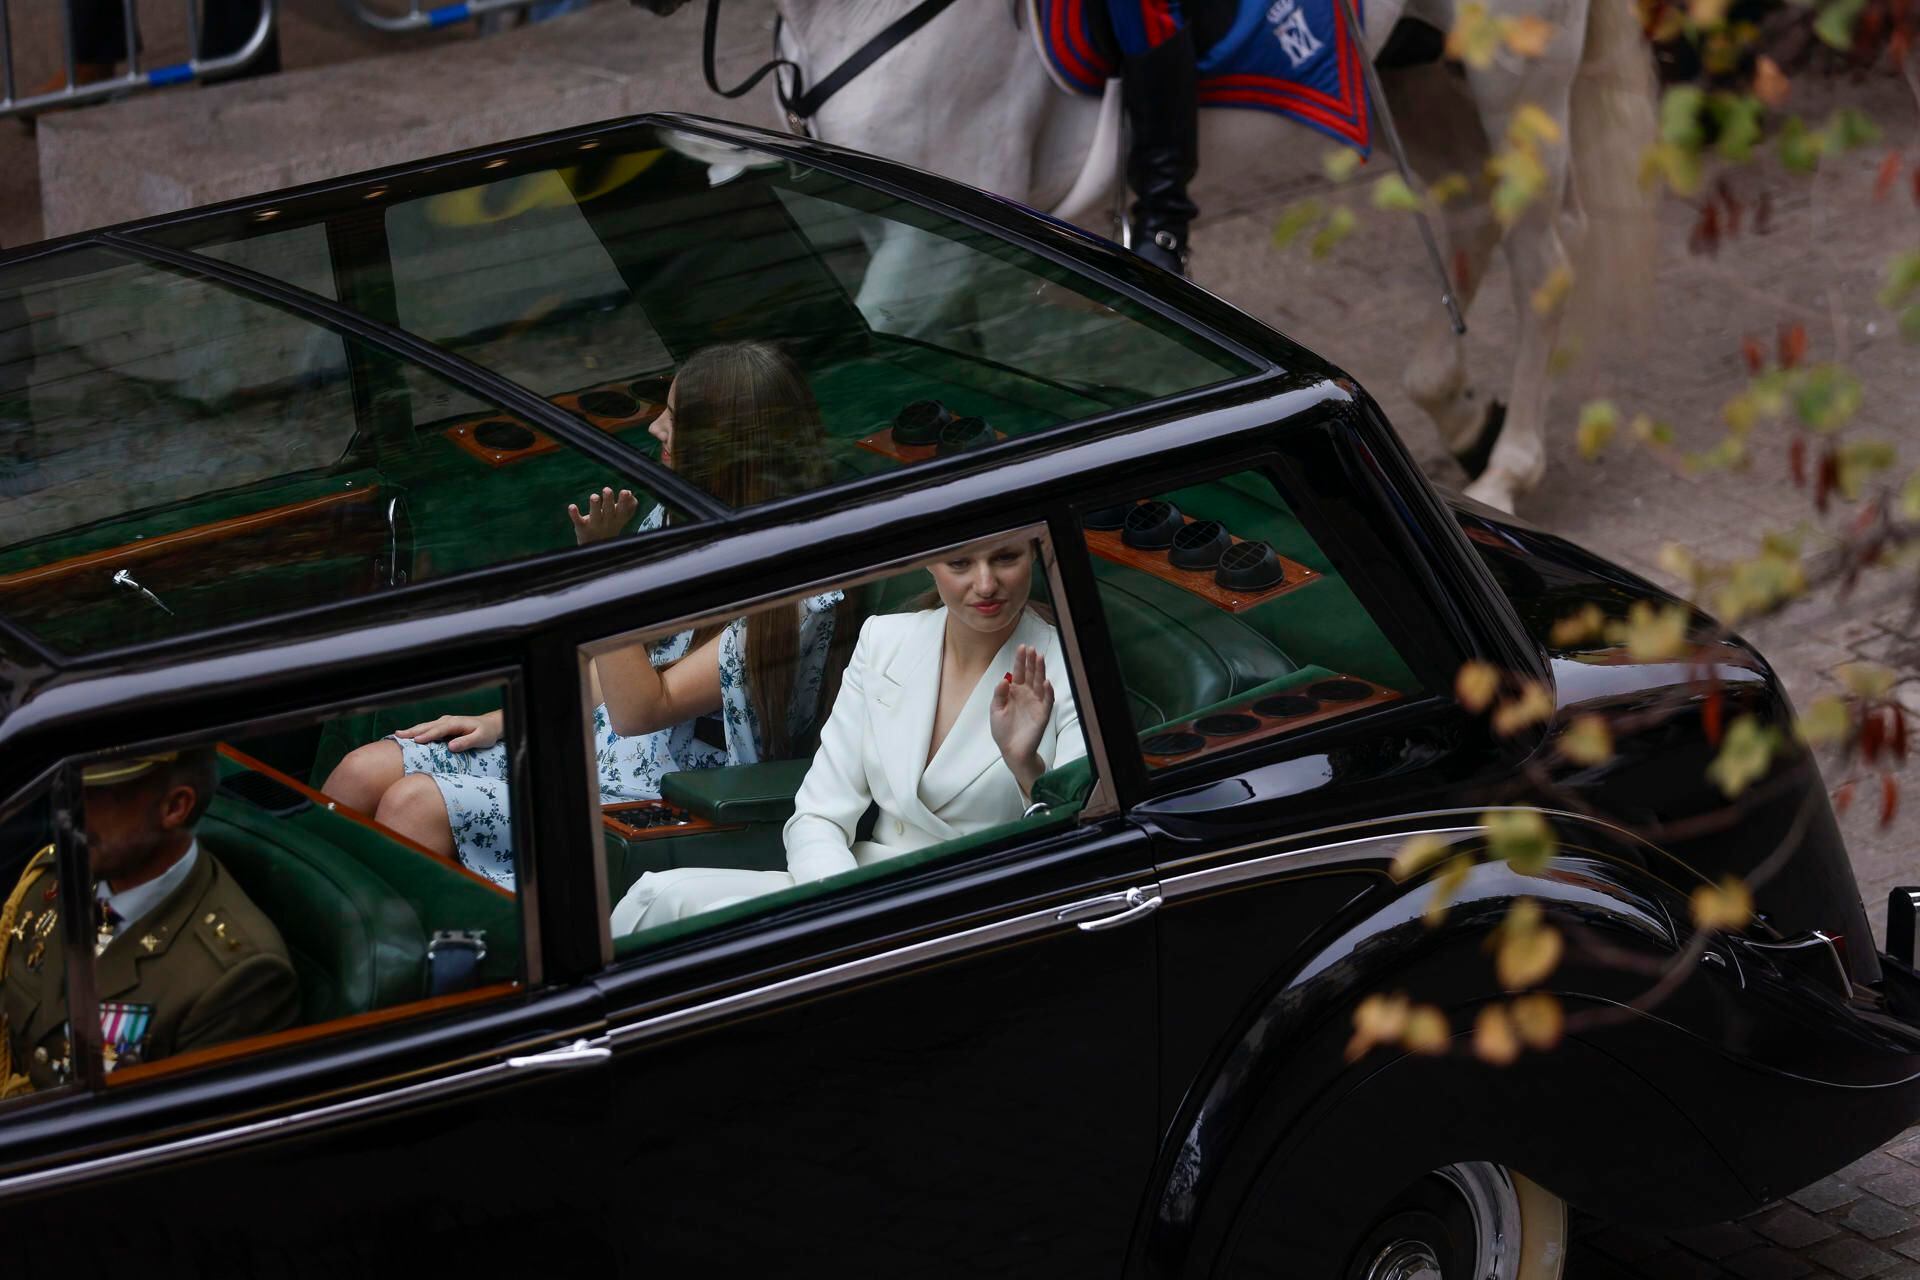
[639,0,1657,513]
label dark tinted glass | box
[0,246,675,655]
[157,125,1258,509]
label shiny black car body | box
[0,114,1916,1278]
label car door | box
[585,524,1160,1275]
[0,670,615,1273]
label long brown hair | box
[672,342,841,756]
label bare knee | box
[373,773,455,857]
[322,739,405,814]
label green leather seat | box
[200,802,429,1024]
[1092,565,1298,729]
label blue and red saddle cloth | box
[1031,0,1372,155]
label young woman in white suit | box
[610,534,1086,934]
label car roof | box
[0,113,1355,715]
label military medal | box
[98,1003,152,1074]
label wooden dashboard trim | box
[1084,522,1319,614]
[0,486,381,591]
[1140,676,1401,768]
[600,798,745,842]
[855,424,1008,465]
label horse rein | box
[700,0,964,138]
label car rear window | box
[0,246,677,657]
[146,122,1260,512]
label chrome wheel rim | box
[1357,1162,1525,1280]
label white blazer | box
[783,607,1086,883]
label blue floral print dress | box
[395,509,842,890]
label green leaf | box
[1813,0,1866,49]
[1792,364,1863,432]
[1778,115,1826,172]
[1902,305,1920,344]
[1837,661,1897,698]
[1709,93,1765,162]
[1485,809,1557,874]
[1310,206,1357,259]
[1370,174,1423,212]
[1708,715,1783,797]
[1823,106,1881,151]
[1660,86,1707,149]
[1577,399,1618,459]
[1901,470,1920,520]
[1323,148,1364,182]
[1881,251,1920,309]
[1272,199,1325,249]
[1836,438,1898,499]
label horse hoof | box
[1464,467,1520,515]
[1453,399,1506,483]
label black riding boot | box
[1121,25,1200,275]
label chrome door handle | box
[1058,885,1162,933]
[505,1037,611,1070]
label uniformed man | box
[0,748,299,1096]
[1111,0,1202,275]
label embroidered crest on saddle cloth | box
[1030,0,1372,153]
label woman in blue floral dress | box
[320,342,843,891]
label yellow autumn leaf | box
[1496,902,1564,988]
[1347,992,1411,1060]
[1549,604,1606,648]
[1656,543,1699,585]
[1455,660,1502,713]
[1559,714,1614,766]
[1491,681,1554,736]
[1708,715,1781,798]
[1509,103,1563,148]
[1428,172,1472,205]
[1371,174,1423,212]
[1446,2,1503,69]
[1426,854,1475,927]
[1533,264,1575,317]
[1485,810,1557,874]
[1474,1004,1522,1064]
[1624,600,1691,662]
[1576,398,1616,459]
[1837,661,1897,699]
[1510,993,1565,1049]
[1391,833,1456,881]
[1405,1003,1453,1054]
[1501,13,1555,55]
[1691,876,1754,931]
[1753,55,1791,107]
[1797,695,1853,746]
[1688,0,1731,26]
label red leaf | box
[1876,150,1902,201]
[1703,683,1725,746]
[1717,177,1743,235]
[1689,203,1721,256]
[1756,191,1774,234]
[1913,166,1920,207]
[1836,780,1857,814]
[1894,704,1910,764]
[1779,322,1808,369]
[1454,249,1472,293]
[1893,26,1913,66]
[1789,436,1808,487]
[1862,707,1887,762]
[1743,334,1767,373]
[1883,773,1900,828]
[1817,450,1839,515]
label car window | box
[0,245,680,656]
[154,123,1258,512]
[0,778,64,1107]
[1075,467,1422,773]
[587,531,1098,955]
[0,681,531,1094]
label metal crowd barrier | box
[338,0,588,33]
[0,0,278,120]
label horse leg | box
[1458,0,1586,512]
[1381,61,1503,476]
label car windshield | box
[145,122,1259,509]
[0,245,676,656]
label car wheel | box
[1342,1163,1567,1280]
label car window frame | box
[582,517,1120,970]
[2,662,544,1098]
[1055,427,1477,804]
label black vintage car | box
[0,114,1914,1278]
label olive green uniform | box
[1,845,299,1091]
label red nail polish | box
[1003,672,1012,681]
